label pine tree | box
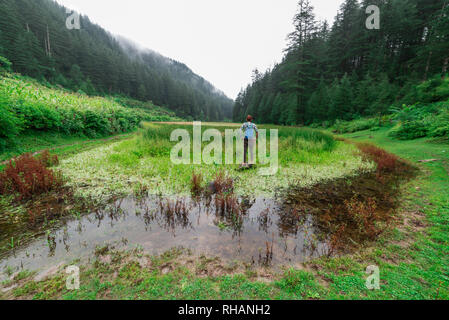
[307,80,330,122]
[285,0,318,125]
[137,84,147,101]
[12,33,41,77]
[333,74,355,120]
[270,93,283,124]
[69,64,84,89]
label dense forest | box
[233,0,449,125]
[0,0,233,121]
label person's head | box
[246,115,253,122]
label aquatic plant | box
[190,172,204,197]
[0,152,64,200]
[158,198,191,232]
[210,171,234,195]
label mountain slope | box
[0,0,233,121]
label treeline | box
[233,0,449,125]
[0,0,233,121]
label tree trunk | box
[423,51,432,81]
[46,25,52,57]
[442,57,449,79]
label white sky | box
[55,0,345,99]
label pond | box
[0,195,328,276]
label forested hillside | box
[233,0,449,125]
[0,0,233,121]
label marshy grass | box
[57,123,375,200]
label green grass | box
[343,127,449,162]
[0,130,136,163]
[0,73,183,151]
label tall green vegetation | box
[0,73,145,150]
[389,100,449,140]
[0,0,233,121]
[233,0,449,125]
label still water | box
[0,195,328,275]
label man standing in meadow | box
[240,115,258,168]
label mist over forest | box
[0,0,234,121]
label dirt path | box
[0,133,134,165]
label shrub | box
[59,108,85,134]
[332,118,379,134]
[0,152,64,200]
[389,101,449,140]
[0,96,24,150]
[415,76,449,103]
[0,55,12,73]
[429,107,449,138]
[388,120,429,140]
[0,74,148,142]
[356,143,399,177]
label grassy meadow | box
[2,126,448,300]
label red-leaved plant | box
[0,152,64,200]
[357,143,400,178]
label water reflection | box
[0,195,328,274]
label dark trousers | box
[244,137,248,163]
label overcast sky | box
[55,0,345,99]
